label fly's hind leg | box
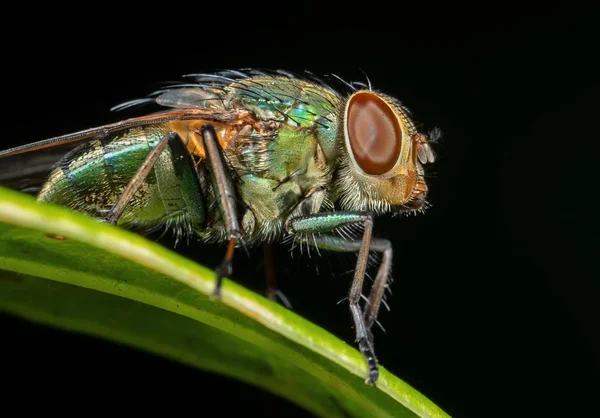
[285,211,392,386]
[198,124,241,300]
[105,132,181,225]
[103,125,240,300]
[47,132,183,241]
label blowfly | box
[0,69,438,385]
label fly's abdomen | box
[38,124,205,236]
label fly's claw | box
[211,231,241,300]
[267,288,293,310]
[357,336,379,386]
[211,259,233,300]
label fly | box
[0,69,438,385]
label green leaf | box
[0,186,449,418]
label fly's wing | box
[0,143,84,194]
[0,108,234,159]
[0,108,232,194]
[0,76,245,193]
[0,70,343,193]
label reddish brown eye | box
[347,92,402,175]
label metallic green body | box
[214,77,342,243]
[228,123,334,243]
[2,71,435,386]
[38,76,344,244]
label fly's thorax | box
[333,90,434,214]
[226,124,334,242]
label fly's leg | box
[308,233,392,351]
[199,124,241,300]
[318,234,391,385]
[105,132,180,225]
[363,242,392,347]
[285,211,392,386]
[103,125,240,300]
[264,243,277,301]
[263,243,292,309]
[48,132,183,240]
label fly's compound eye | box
[347,92,402,175]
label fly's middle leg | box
[199,124,241,299]
[263,243,292,309]
[285,211,393,386]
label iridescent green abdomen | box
[38,123,205,237]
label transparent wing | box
[0,108,233,193]
[0,108,230,159]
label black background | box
[1,5,598,417]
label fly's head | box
[336,90,438,215]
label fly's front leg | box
[285,211,392,386]
[363,240,392,348]
[199,124,241,299]
[314,234,392,351]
